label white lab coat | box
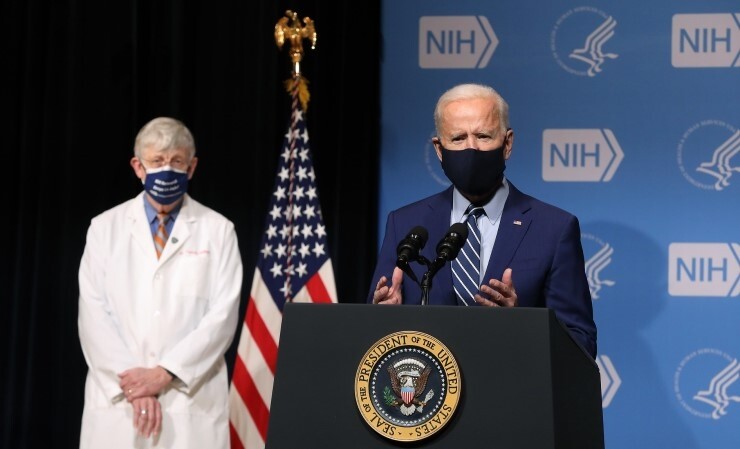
[78,193,242,449]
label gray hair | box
[134,117,196,158]
[433,83,510,135]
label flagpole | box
[275,9,317,302]
[229,11,336,449]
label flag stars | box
[269,205,282,221]
[306,186,317,200]
[274,186,286,201]
[279,279,292,297]
[301,129,309,143]
[280,147,292,162]
[299,243,311,258]
[312,242,325,257]
[293,186,305,200]
[304,205,316,219]
[295,262,308,277]
[260,243,273,259]
[269,262,282,278]
[266,224,278,240]
[301,224,313,239]
[308,167,316,182]
[279,225,291,240]
[296,166,308,181]
[315,223,327,239]
[278,167,290,182]
[275,243,287,258]
[299,148,309,162]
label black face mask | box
[439,142,506,197]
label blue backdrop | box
[379,1,739,448]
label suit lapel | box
[485,182,532,281]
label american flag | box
[228,89,338,449]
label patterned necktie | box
[154,212,169,259]
[452,206,485,305]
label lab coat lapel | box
[157,195,193,265]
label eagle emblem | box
[385,358,435,416]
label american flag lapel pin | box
[513,220,522,226]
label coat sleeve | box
[78,219,138,402]
[546,215,597,358]
[367,211,400,302]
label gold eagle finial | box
[274,10,317,78]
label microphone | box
[435,223,468,261]
[396,226,428,285]
[396,226,429,265]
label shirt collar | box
[452,177,509,224]
[143,197,182,224]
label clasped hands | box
[119,366,174,438]
[373,267,517,307]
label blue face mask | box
[440,143,506,197]
[142,165,189,205]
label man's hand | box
[120,366,174,402]
[475,268,517,307]
[131,396,162,438]
[372,266,404,305]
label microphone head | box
[408,226,429,247]
[436,222,469,260]
[396,225,429,264]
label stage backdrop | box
[379,1,739,448]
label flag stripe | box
[231,353,270,442]
[245,295,278,374]
[306,273,332,303]
[232,324,275,410]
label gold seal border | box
[354,330,461,442]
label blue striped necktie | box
[452,206,485,305]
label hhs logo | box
[668,243,740,297]
[677,120,739,191]
[582,233,616,299]
[550,7,619,77]
[542,129,624,182]
[672,14,740,68]
[674,348,740,419]
[419,16,498,69]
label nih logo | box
[668,243,740,297]
[672,13,740,68]
[419,16,498,69]
[596,355,621,408]
[542,129,624,182]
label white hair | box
[134,117,196,158]
[433,83,510,135]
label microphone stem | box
[420,271,432,305]
[420,258,445,305]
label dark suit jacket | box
[367,182,597,357]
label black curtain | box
[1,1,381,447]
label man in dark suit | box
[368,83,596,358]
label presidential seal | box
[354,331,461,442]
